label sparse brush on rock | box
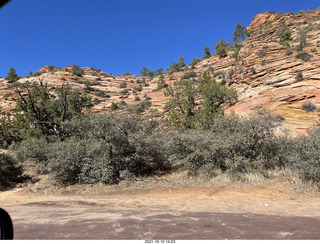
[215,39,230,58]
[285,49,293,56]
[296,51,312,61]
[72,64,84,77]
[110,102,119,110]
[301,101,316,112]
[296,71,303,81]
[277,21,292,46]
[258,49,267,58]
[251,67,256,75]
[167,56,186,74]
[181,71,197,79]
[120,82,127,88]
[190,58,201,68]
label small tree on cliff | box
[13,80,92,141]
[215,39,230,58]
[5,67,19,83]
[164,72,237,129]
[203,45,211,59]
[233,24,247,43]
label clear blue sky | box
[0,0,319,77]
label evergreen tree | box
[167,56,186,74]
[277,21,292,46]
[233,24,247,43]
[5,67,19,83]
[13,80,92,141]
[140,67,155,77]
[190,58,201,68]
[215,39,230,58]
[203,45,211,59]
[165,72,237,129]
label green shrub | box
[167,56,186,74]
[119,100,127,107]
[133,85,143,92]
[5,67,19,83]
[296,51,312,61]
[2,81,92,145]
[165,72,237,129]
[156,75,167,90]
[19,115,170,184]
[0,153,23,190]
[190,58,202,67]
[120,82,127,88]
[140,67,155,78]
[258,49,267,58]
[181,71,197,79]
[285,49,293,56]
[7,81,30,89]
[228,69,235,79]
[233,24,247,43]
[120,89,130,95]
[33,71,45,77]
[251,67,256,75]
[95,90,110,98]
[302,101,316,112]
[282,128,320,188]
[203,46,211,59]
[166,110,285,179]
[215,39,230,58]
[296,71,303,81]
[110,102,119,110]
[72,64,84,77]
[277,21,292,46]
[93,98,101,105]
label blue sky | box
[0,0,319,77]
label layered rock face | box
[1,10,320,135]
[193,10,320,135]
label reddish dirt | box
[1,180,320,240]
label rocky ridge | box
[2,10,320,135]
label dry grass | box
[17,163,319,196]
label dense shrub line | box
[14,110,320,189]
[0,80,320,189]
[18,114,171,184]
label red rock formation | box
[2,10,320,135]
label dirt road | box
[1,180,320,240]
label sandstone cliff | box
[1,10,320,135]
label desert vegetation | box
[0,74,319,191]
[2,10,320,192]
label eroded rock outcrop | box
[1,10,320,135]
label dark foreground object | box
[0,208,14,240]
[4,204,320,240]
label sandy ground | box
[0,178,320,239]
